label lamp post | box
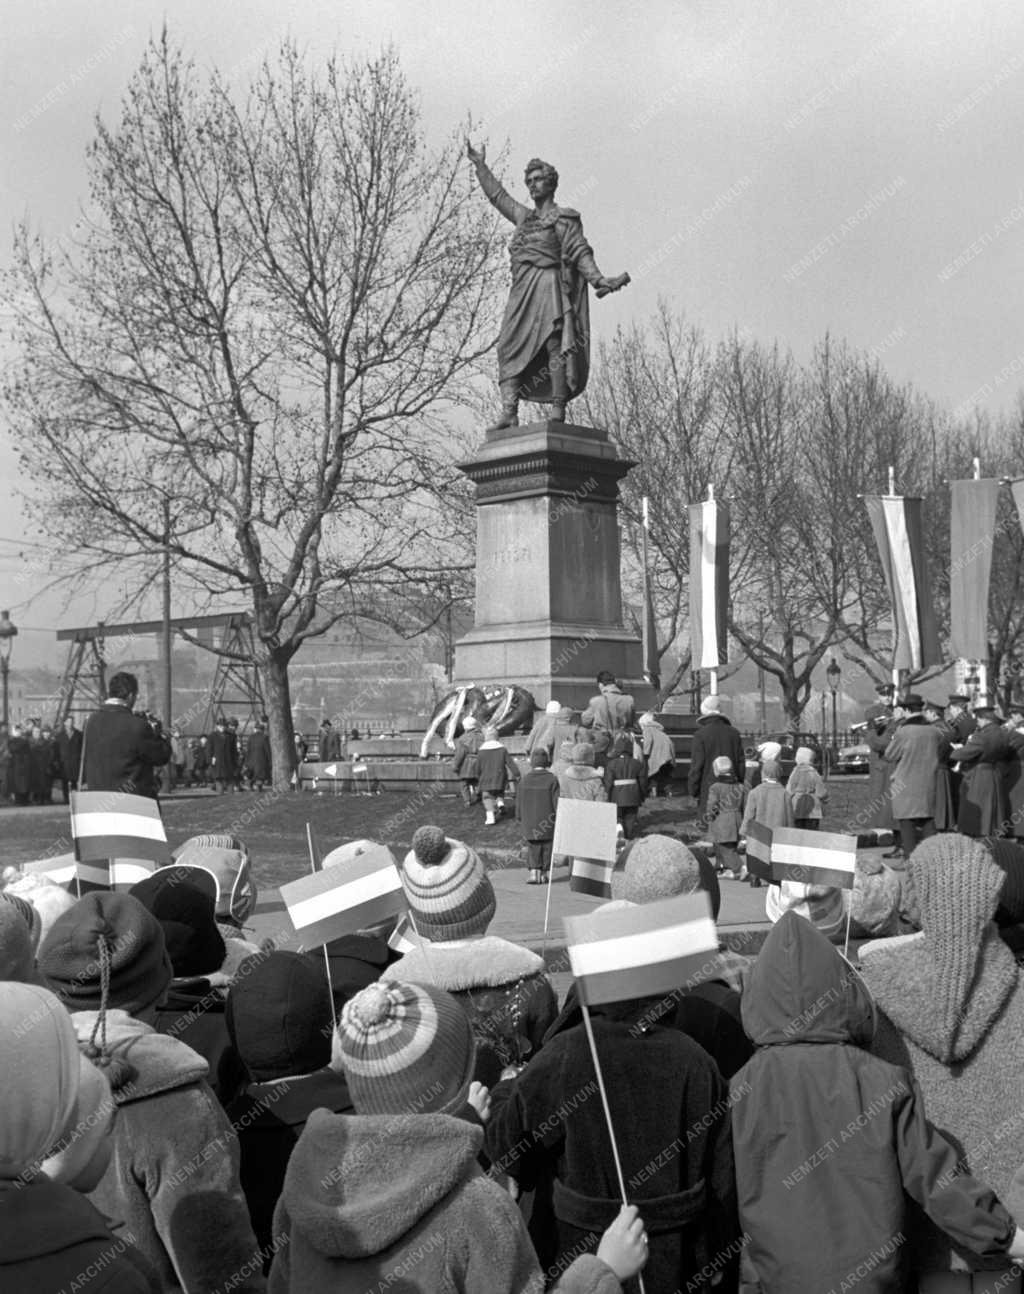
[826,657,841,781]
[0,610,17,728]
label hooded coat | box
[0,1177,159,1294]
[486,1004,740,1294]
[68,1010,264,1294]
[267,1110,620,1294]
[733,911,1015,1293]
[640,719,674,774]
[558,762,607,802]
[860,834,1024,1278]
[385,937,558,1085]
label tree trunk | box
[261,648,297,793]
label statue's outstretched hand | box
[595,272,631,299]
[466,139,486,167]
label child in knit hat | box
[268,978,645,1294]
[0,981,157,1293]
[477,724,522,825]
[394,826,557,1083]
[705,753,747,879]
[451,714,484,806]
[225,950,352,1272]
[130,868,238,1100]
[602,733,648,840]
[517,748,561,883]
[0,892,44,985]
[786,744,828,828]
[733,910,1024,1292]
[37,891,264,1293]
[558,742,607,802]
[740,757,793,889]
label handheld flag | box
[553,800,618,863]
[387,913,417,955]
[770,826,857,889]
[564,892,719,1006]
[70,791,172,866]
[744,821,773,881]
[281,843,406,950]
[569,857,617,899]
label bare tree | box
[3,35,504,784]
[583,304,732,704]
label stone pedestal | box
[454,419,655,713]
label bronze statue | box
[467,141,629,430]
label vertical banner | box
[1010,480,1024,545]
[641,499,660,691]
[688,500,730,669]
[949,478,999,661]
[863,495,942,671]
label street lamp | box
[826,657,841,779]
[0,610,18,728]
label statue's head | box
[524,158,558,199]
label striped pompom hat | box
[333,980,475,1116]
[400,826,495,942]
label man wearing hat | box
[688,695,745,823]
[864,681,895,727]
[921,697,957,831]
[954,700,1015,836]
[884,693,943,857]
[948,692,977,743]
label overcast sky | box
[3,0,1024,658]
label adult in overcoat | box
[864,712,896,835]
[922,699,957,831]
[688,696,745,820]
[82,672,171,798]
[210,717,239,793]
[7,724,32,805]
[246,720,272,790]
[884,694,942,856]
[955,706,1015,837]
[55,716,84,802]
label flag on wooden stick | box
[863,494,942,671]
[744,822,773,881]
[769,827,857,889]
[564,892,719,1006]
[281,843,406,951]
[70,791,172,866]
[688,499,730,669]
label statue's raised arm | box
[467,142,630,431]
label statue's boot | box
[549,361,569,423]
[485,382,519,432]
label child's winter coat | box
[731,911,1018,1293]
[516,768,560,841]
[705,775,747,844]
[739,780,793,834]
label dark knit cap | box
[130,871,226,978]
[39,892,172,1016]
[226,951,332,1081]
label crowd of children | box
[4,808,1024,1292]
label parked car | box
[834,740,870,775]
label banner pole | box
[579,997,647,1294]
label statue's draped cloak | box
[480,172,601,402]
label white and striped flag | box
[744,822,773,881]
[864,494,942,671]
[569,857,617,899]
[387,913,417,955]
[688,499,730,669]
[564,892,720,1006]
[281,844,406,950]
[70,791,172,866]
[769,826,857,889]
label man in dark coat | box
[922,697,957,831]
[688,696,746,822]
[948,692,977,743]
[7,723,31,805]
[210,716,239,794]
[318,720,342,762]
[955,704,1015,837]
[884,693,942,856]
[245,720,272,790]
[55,715,84,803]
[82,672,171,798]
